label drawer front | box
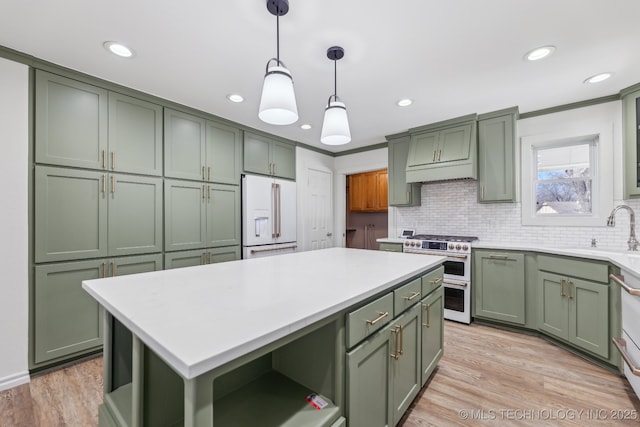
[621,331,640,400]
[422,266,444,296]
[394,277,422,314]
[346,293,394,348]
[538,255,609,283]
[622,277,640,346]
[379,242,403,252]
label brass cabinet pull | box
[429,277,443,285]
[111,261,115,277]
[111,151,115,170]
[610,274,640,296]
[438,149,442,161]
[489,254,509,260]
[102,262,106,278]
[567,280,573,299]
[406,191,410,203]
[404,291,421,301]
[101,150,106,169]
[366,311,389,325]
[399,324,404,356]
[207,185,211,202]
[560,279,566,297]
[208,166,211,181]
[390,325,401,360]
[110,175,115,193]
[613,338,640,376]
[102,174,106,194]
[422,303,431,328]
[202,185,205,200]
[481,185,485,200]
[202,166,205,180]
[432,150,436,162]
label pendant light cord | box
[333,59,337,99]
[276,12,280,64]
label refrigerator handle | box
[277,183,282,237]
[272,183,277,238]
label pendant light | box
[320,46,351,145]
[258,0,298,125]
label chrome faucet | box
[607,205,639,251]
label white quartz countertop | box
[82,248,444,380]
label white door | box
[308,168,333,250]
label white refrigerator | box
[242,174,297,259]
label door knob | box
[327,232,333,237]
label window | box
[521,130,613,227]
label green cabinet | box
[347,304,421,427]
[622,86,640,199]
[420,286,443,385]
[164,246,240,269]
[35,166,163,262]
[35,71,163,175]
[164,179,240,252]
[477,108,518,203]
[378,242,403,253]
[164,109,242,184]
[244,132,296,180]
[386,134,421,207]
[33,254,162,366]
[474,250,525,325]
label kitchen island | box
[83,247,445,427]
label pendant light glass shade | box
[259,60,298,125]
[320,97,351,145]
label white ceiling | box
[2,0,640,153]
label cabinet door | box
[244,133,271,176]
[209,246,241,264]
[376,170,388,210]
[108,174,163,256]
[164,109,206,181]
[347,328,392,427]
[478,113,515,202]
[537,271,569,340]
[474,251,525,325]
[164,179,207,251]
[271,140,296,180]
[407,130,439,167]
[35,166,108,262]
[421,286,443,385]
[207,184,240,247]
[35,70,108,170]
[568,278,609,358]
[439,124,472,163]
[623,89,640,199]
[34,260,104,364]
[108,92,163,176]
[388,137,420,207]
[205,120,241,184]
[391,304,422,426]
[349,174,366,211]
[164,249,205,269]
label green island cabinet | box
[35,166,163,263]
[33,254,162,366]
[537,255,617,360]
[405,115,477,183]
[244,132,296,180]
[35,70,163,176]
[164,108,242,184]
[164,179,240,252]
[386,133,421,207]
[622,85,640,199]
[378,241,404,253]
[164,246,241,269]
[473,249,526,325]
[477,107,518,203]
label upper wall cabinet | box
[35,71,163,175]
[35,70,108,170]
[387,134,421,207]
[244,132,296,180]
[164,109,242,184]
[477,107,518,203]
[623,86,640,199]
[349,169,388,212]
[405,115,477,183]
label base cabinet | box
[165,246,240,269]
[473,250,525,325]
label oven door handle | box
[405,251,468,259]
[443,281,468,288]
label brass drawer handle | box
[429,277,443,285]
[366,311,389,325]
[422,303,431,328]
[613,338,640,376]
[567,279,573,299]
[110,175,115,194]
[404,291,421,301]
[390,325,402,360]
[111,151,115,170]
[489,254,509,260]
[101,150,106,169]
[560,279,566,297]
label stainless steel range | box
[403,234,477,324]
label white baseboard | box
[0,371,30,392]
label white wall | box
[393,101,633,250]
[334,148,388,247]
[0,58,30,391]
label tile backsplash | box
[395,180,640,250]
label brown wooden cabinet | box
[349,169,388,212]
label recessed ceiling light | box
[227,94,244,103]
[396,99,413,107]
[103,41,135,58]
[524,45,555,61]
[300,124,312,130]
[583,72,613,84]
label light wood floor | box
[1,322,639,426]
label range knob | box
[448,244,454,250]
[404,241,410,247]
[462,244,469,251]
[456,244,462,250]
